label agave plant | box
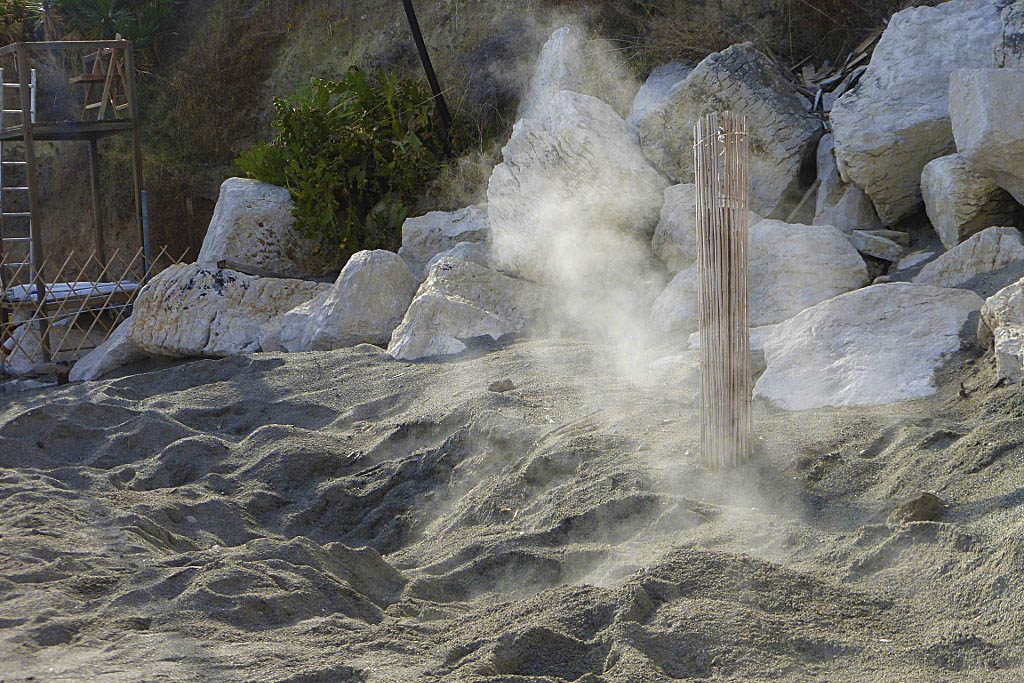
[56,0,131,39]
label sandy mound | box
[1,339,1023,680]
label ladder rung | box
[69,74,105,84]
[1,109,25,113]
[115,104,130,112]
[2,212,31,217]
[1,83,20,88]
[2,161,26,166]
[2,237,31,242]
[5,262,30,266]
[2,186,29,191]
[84,102,102,110]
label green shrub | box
[237,69,447,266]
[0,0,31,43]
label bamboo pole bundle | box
[693,111,752,469]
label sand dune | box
[1,339,1023,681]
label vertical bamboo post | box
[693,111,752,469]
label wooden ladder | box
[0,65,36,288]
[75,40,130,120]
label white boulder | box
[921,153,1021,249]
[849,230,904,262]
[519,26,634,119]
[388,258,546,361]
[425,241,491,274]
[830,0,1007,225]
[914,226,1024,289]
[813,134,882,233]
[398,205,490,279]
[626,61,691,129]
[261,250,418,353]
[128,264,329,358]
[979,276,1024,382]
[636,43,820,218]
[649,265,698,334]
[197,178,326,278]
[70,318,144,382]
[648,220,869,333]
[748,220,869,325]
[487,90,669,286]
[950,68,1024,208]
[652,183,760,272]
[754,283,983,410]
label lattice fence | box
[0,246,183,374]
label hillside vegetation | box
[1,0,934,264]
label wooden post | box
[16,43,49,363]
[123,42,148,277]
[88,138,106,272]
[693,111,752,469]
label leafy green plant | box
[0,0,31,44]
[35,0,175,47]
[237,69,447,264]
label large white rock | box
[261,250,418,353]
[626,61,691,129]
[128,264,329,358]
[748,220,869,325]
[397,205,490,279]
[921,153,1021,249]
[648,220,869,333]
[950,68,1024,208]
[998,1,1024,69]
[636,43,820,218]
[649,265,698,334]
[519,26,634,119]
[424,241,491,275]
[813,134,882,233]
[754,283,983,410]
[914,226,1024,289]
[849,230,904,262]
[197,178,326,278]
[70,318,144,382]
[487,90,669,286]
[830,0,1007,225]
[651,183,760,272]
[978,276,1024,381]
[388,257,546,361]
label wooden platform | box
[0,120,133,142]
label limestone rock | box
[914,227,1024,289]
[197,178,327,278]
[652,183,760,272]
[921,154,1021,249]
[129,264,329,358]
[519,26,634,119]
[850,230,904,262]
[424,241,491,275]
[813,134,882,233]
[388,258,546,361]
[262,250,418,353]
[70,318,145,382]
[636,43,820,218]
[626,61,691,129]
[979,275,1024,353]
[754,283,983,410]
[997,1,1024,69]
[748,220,869,325]
[649,265,698,334]
[950,68,1024,209]
[487,90,669,286]
[994,325,1024,383]
[398,205,490,279]
[830,0,1006,225]
[649,220,868,333]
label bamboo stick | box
[693,111,751,469]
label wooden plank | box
[69,74,105,84]
[88,139,106,270]
[0,41,129,57]
[124,43,148,277]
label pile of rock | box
[71,3,1024,406]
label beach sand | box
[1,337,1022,681]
